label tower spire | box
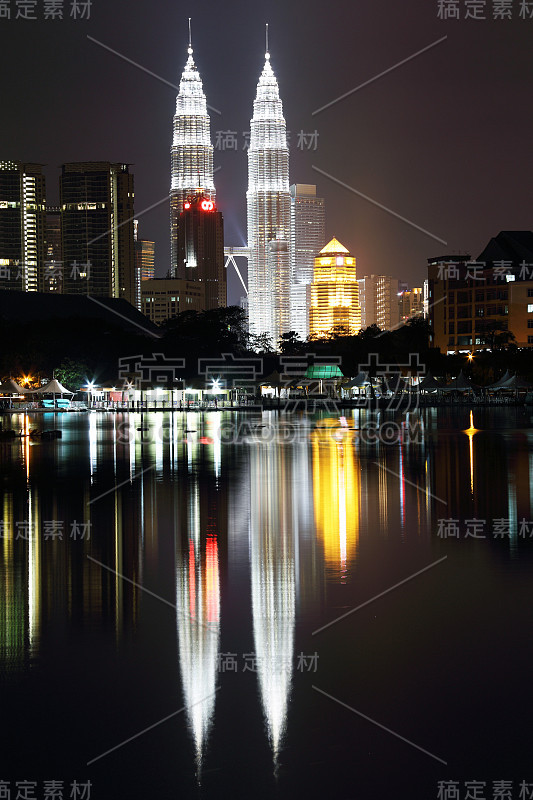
[188,17,192,55]
[265,22,269,58]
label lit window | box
[528,304,533,313]
[505,274,515,282]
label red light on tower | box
[201,200,214,211]
[183,201,191,210]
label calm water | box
[1,407,533,799]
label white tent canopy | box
[0,379,28,394]
[33,379,74,394]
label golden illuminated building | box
[309,237,361,337]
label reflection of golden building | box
[311,427,360,581]
[309,237,361,337]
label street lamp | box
[87,381,95,409]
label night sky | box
[1,0,531,304]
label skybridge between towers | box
[224,246,250,296]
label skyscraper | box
[0,161,46,293]
[170,30,215,277]
[247,45,291,345]
[176,192,226,309]
[357,274,400,330]
[290,184,325,341]
[133,219,155,310]
[60,162,136,307]
[44,207,62,293]
[133,220,155,281]
[398,286,424,322]
[376,275,400,330]
[309,237,361,338]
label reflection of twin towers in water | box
[1,415,363,769]
[175,444,303,770]
[176,436,355,770]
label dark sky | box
[1,0,532,303]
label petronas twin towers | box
[170,27,291,345]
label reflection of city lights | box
[250,447,296,761]
[176,477,220,770]
[312,426,360,580]
[463,411,479,495]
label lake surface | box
[1,407,533,800]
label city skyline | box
[2,3,530,306]
[0,7,531,798]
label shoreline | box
[0,397,529,415]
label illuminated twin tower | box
[246,44,291,342]
[170,25,293,341]
[170,24,225,310]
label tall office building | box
[357,274,400,330]
[427,232,533,352]
[376,275,400,330]
[44,206,62,293]
[134,219,155,310]
[176,192,226,308]
[60,162,136,307]
[0,161,46,293]
[357,277,373,329]
[170,35,215,277]
[247,48,291,345]
[133,221,155,281]
[141,277,205,325]
[423,279,430,318]
[309,238,361,338]
[290,184,325,341]
[398,286,423,321]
